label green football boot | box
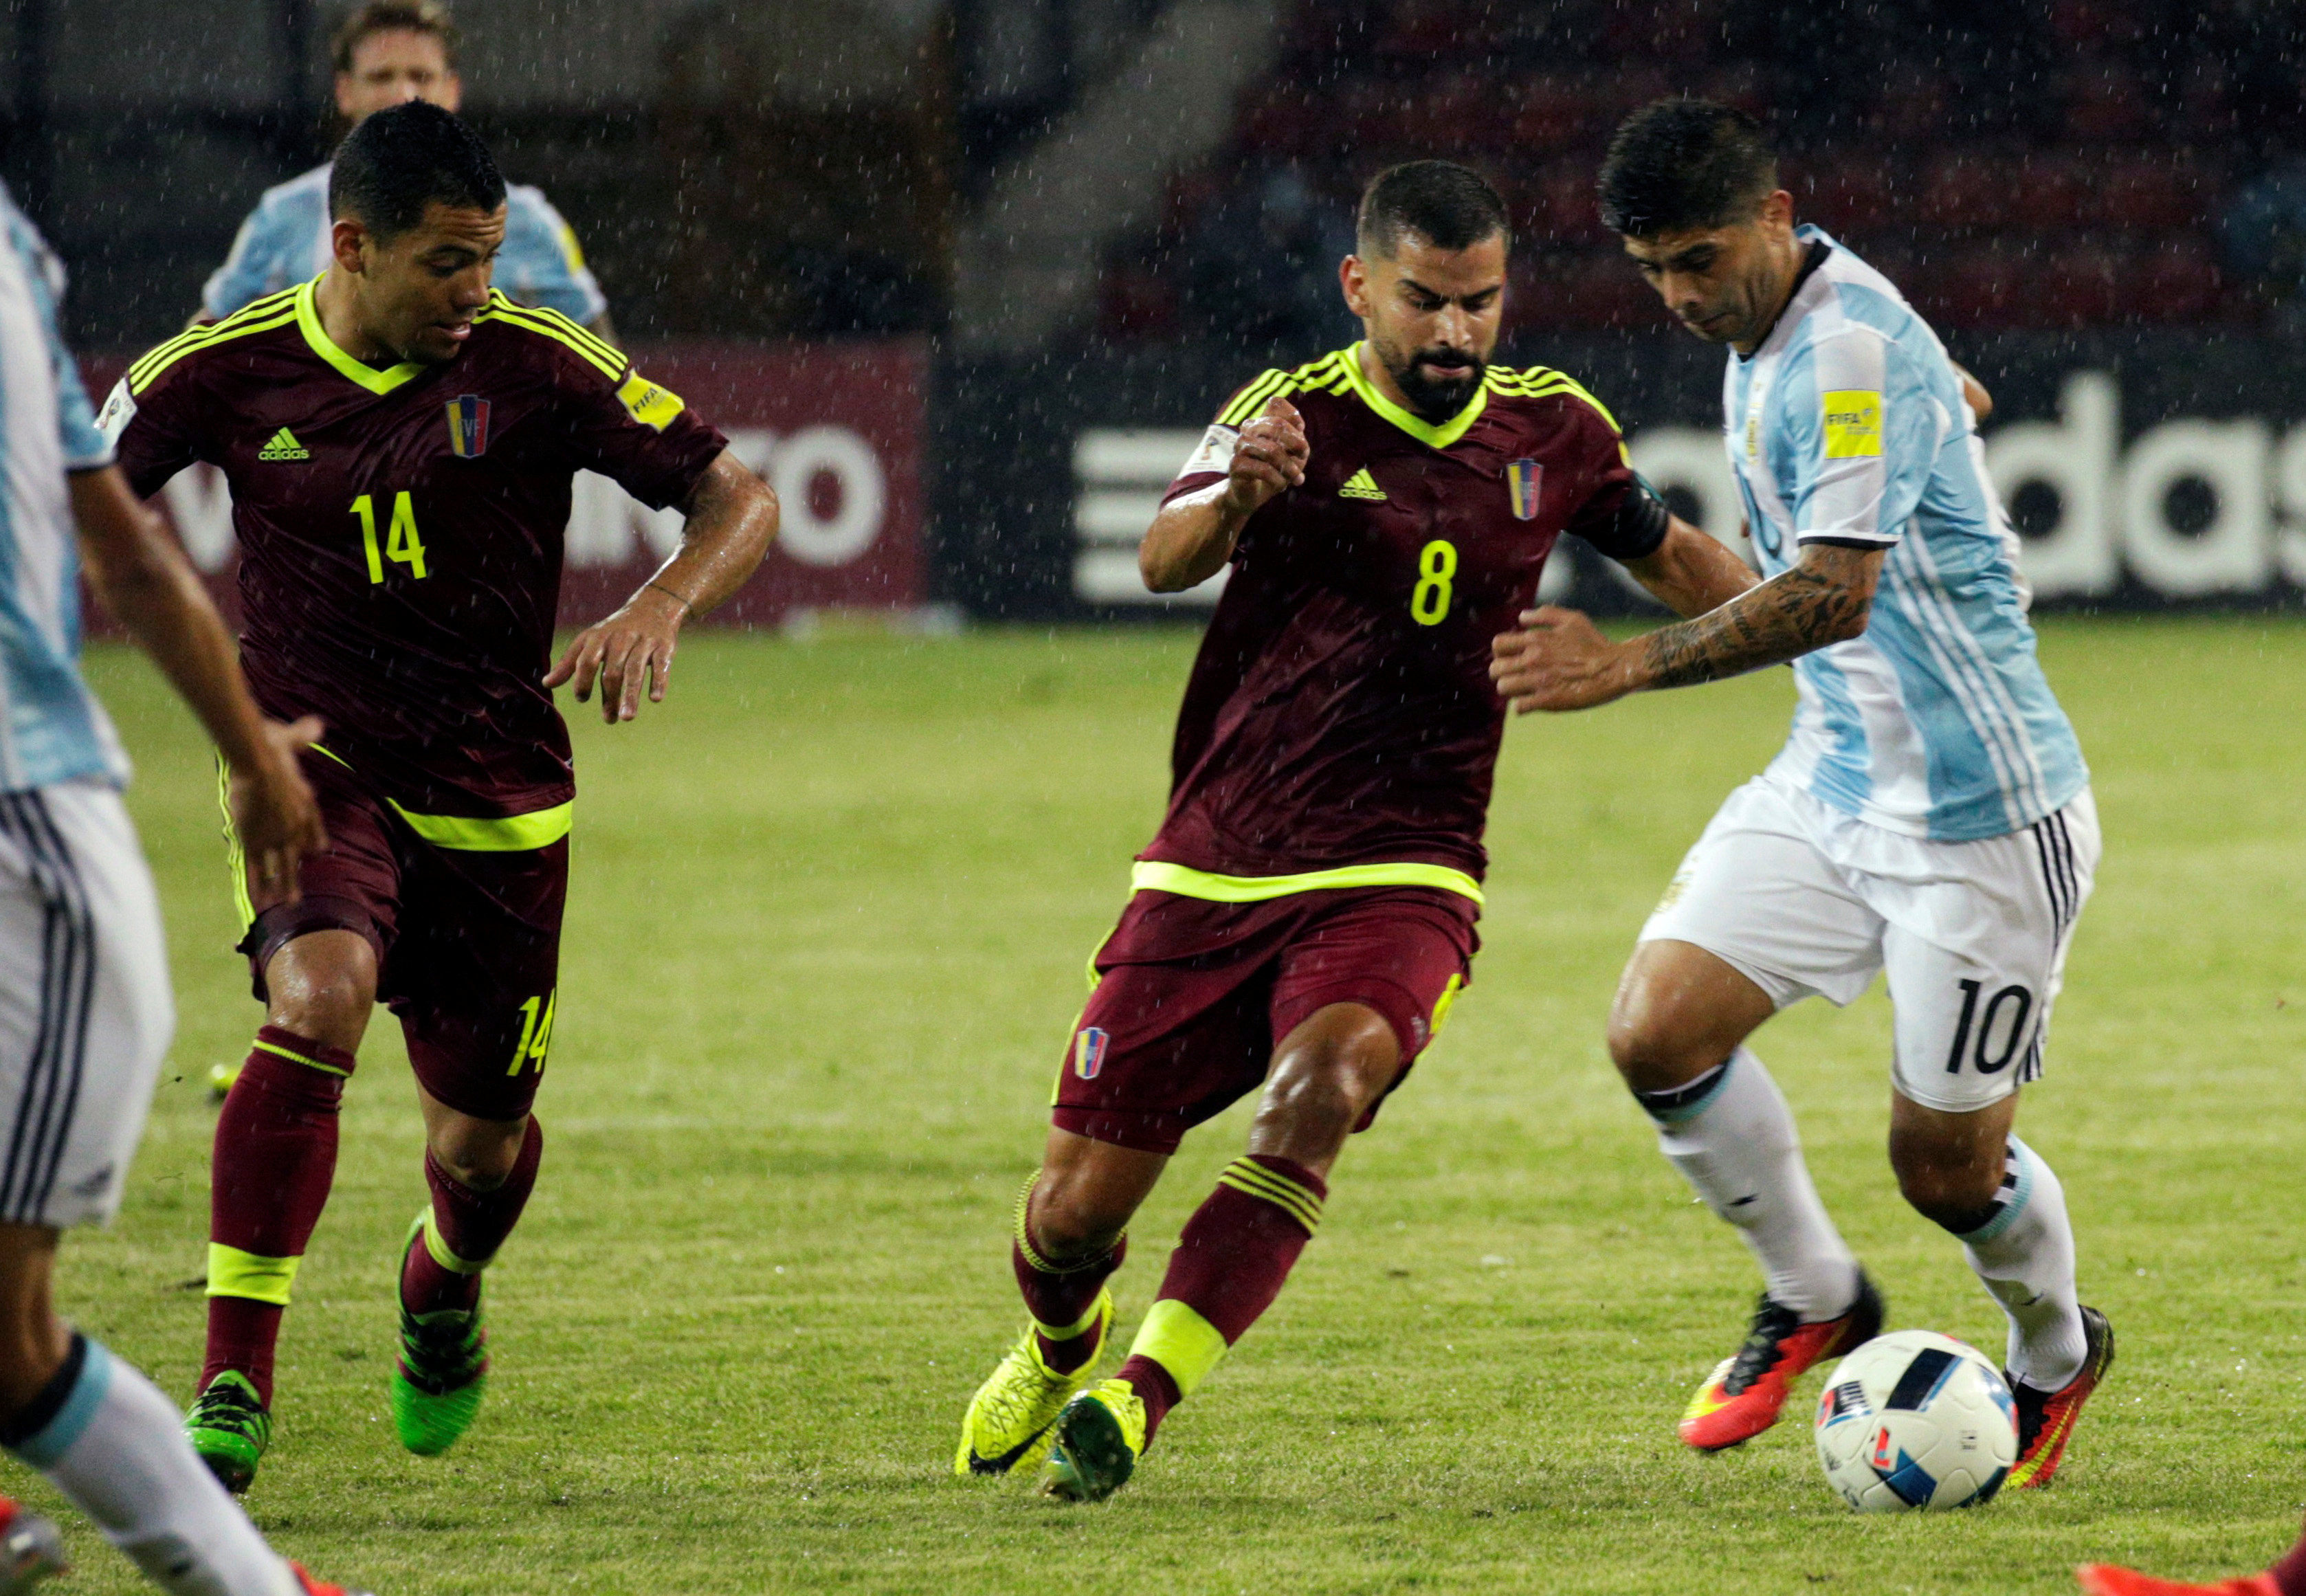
[388,1211,489,1457]
[184,1370,271,1494]
[206,1061,242,1102]
[954,1290,1113,1477]
[1041,1379,1148,1503]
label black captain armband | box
[1579,475,1671,562]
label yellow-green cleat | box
[388,1212,487,1457]
[206,1061,242,1103]
[184,1369,270,1494]
[954,1290,1113,1477]
[1041,1379,1146,1503]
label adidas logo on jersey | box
[1339,467,1386,501]
[256,427,310,462]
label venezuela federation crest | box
[445,394,491,458]
[1505,457,1542,520]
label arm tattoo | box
[1636,562,1873,690]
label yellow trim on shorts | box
[215,756,254,933]
[386,799,573,852]
[1129,859,1483,907]
[206,1244,300,1305]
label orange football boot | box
[2076,1566,2278,1596]
[291,1564,377,1596]
[1679,1270,1883,1451]
[0,1497,65,1596]
[2009,1305,2114,1487]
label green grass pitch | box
[14,616,2304,1595]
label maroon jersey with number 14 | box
[102,280,727,823]
[1147,342,1660,884]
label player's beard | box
[1384,341,1487,421]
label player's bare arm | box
[1615,514,1760,618]
[1489,541,1883,713]
[546,449,777,723]
[1139,395,1306,592]
[1954,362,1993,421]
[67,467,325,903]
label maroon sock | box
[2267,1520,2306,1596]
[202,1027,353,1407]
[1120,1153,1327,1442]
[401,1118,543,1316]
[1011,1179,1127,1375]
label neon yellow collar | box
[1341,340,1487,450]
[296,278,428,395]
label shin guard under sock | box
[1953,1135,2085,1390]
[1639,1047,1859,1321]
[1117,1154,1327,1442]
[203,1028,353,1406]
[1010,1173,1126,1375]
[401,1117,544,1316]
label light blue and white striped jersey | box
[201,162,608,325]
[0,185,131,793]
[1725,225,2085,842]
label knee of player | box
[1263,1035,1393,1133]
[429,1119,530,1192]
[1027,1176,1129,1263]
[1890,1140,2004,1232]
[1606,1006,1713,1094]
[265,941,378,1043]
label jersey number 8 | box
[1410,539,1456,626]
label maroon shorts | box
[239,751,566,1121]
[1051,885,1480,1155]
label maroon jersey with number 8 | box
[1148,343,1658,883]
[104,281,726,819]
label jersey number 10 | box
[350,492,430,583]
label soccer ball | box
[1813,1329,2017,1512]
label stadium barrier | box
[79,340,927,630]
[933,331,2306,619]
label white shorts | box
[0,782,173,1228]
[1639,774,2098,1113]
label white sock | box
[7,1339,297,1596]
[1959,1136,2085,1390]
[1641,1046,1859,1320]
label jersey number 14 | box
[350,491,430,583]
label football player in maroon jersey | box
[954,160,1761,1501]
[103,102,775,1492]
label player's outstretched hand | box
[547,584,687,724]
[1221,395,1309,521]
[1489,607,1635,713]
[232,715,327,909]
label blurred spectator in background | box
[1177,164,1357,349]
[2222,156,2306,331]
[200,0,611,336]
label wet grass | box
[23,614,2306,1594]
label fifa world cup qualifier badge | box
[445,394,491,458]
[1505,458,1542,520]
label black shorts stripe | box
[19,796,96,1218]
[0,793,97,1223]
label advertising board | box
[81,340,927,628]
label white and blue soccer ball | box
[1813,1329,2018,1513]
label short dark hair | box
[1355,161,1510,258]
[331,0,458,75]
[1597,100,1778,236]
[329,100,505,241]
